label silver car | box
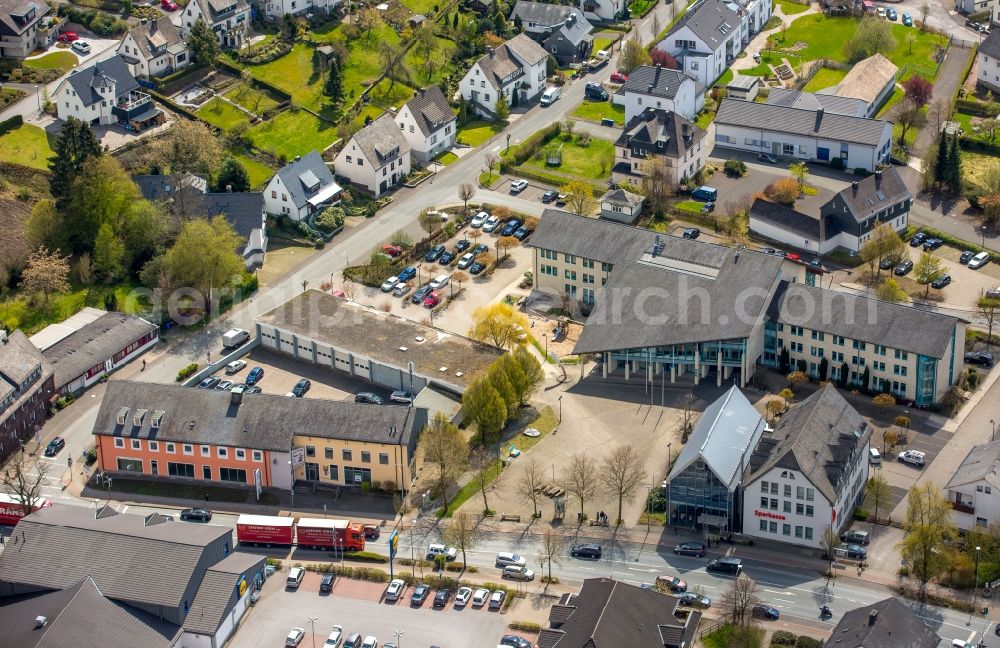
[390,390,415,404]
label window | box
[168,462,195,478]
[760,496,769,507]
[201,445,210,457]
[805,505,814,517]
[769,521,778,533]
[183,444,193,455]
[783,484,791,497]
[564,270,576,280]
[988,486,994,494]
[582,259,594,269]
[895,349,908,360]
[203,466,212,480]
[875,345,887,356]
[760,519,768,531]
[218,447,228,458]
[117,458,142,472]
[252,450,262,462]
[761,481,769,493]
[833,335,845,346]
[804,527,813,540]
[329,465,339,481]
[796,486,804,500]
[783,524,791,536]
[379,452,389,465]
[790,325,803,336]
[361,451,371,463]
[770,498,778,510]
[114,438,124,448]
[783,500,791,513]
[131,439,141,450]
[220,468,247,482]
[236,449,246,460]
[796,503,804,515]
[795,526,803,538]
[325,448,334,459]
[166,442,175,453]
[342,449,353,461]
[306,446,316,457]
[148,441,159,452]
[811,331,825,341]
[346,155,352,163]
[806,488,815,501]
[564,254,576,264]
[852,340,867,351]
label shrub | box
[771,630,797,646]
[764,178,799,205]
[508,621,542,632]
[830,157,845,171]
[724,158,747,177]
[0,114,22,137]
[345,551,388,563]
[176,363,199,382]
[795,637,823,648]
[853,507,869,520]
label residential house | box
[0,0,50,59]
[262,0,337,20]
[827,599,941,648]
[181,0,250,49]
[655,0,746,88]
[394,85,457,165]
[612,108,707,185]
[459,33,548,117]
[619,64,704,122]
[467,0,493,14]
[0,330,54,466]
[540,578,701,648]
[958,0,994,15]
[262,150,342,221]
[946,440,1000,530]
[55,55,164,131]
[713,97,893,172]
[578,0,622,22]
[978,30,1000,94]
[736,0,772,34]
[599,188,644,224]
[116,17,189,80]
[726,73,760,101]
[829,53,898,118]
[766,87,868,117]
[333,113,411,197]
[512,0,574,36]
[741,385,871,548]
[510,1,593,65]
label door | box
[305,462,319,481]
[151,460,158,476]
[817,147,830,161]
[203,465,212,480]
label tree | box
[900,482,955,595]
[1,453,48,517]
[494,93,510,123]
[818,356,829,381]
[538,527,566,586]
[483,152,499,181]
[418,208,441,235]
[187,18,220,66]
[379,42,409,94]
[895,99,925,146]
[26,199,66,251]
[821,525,840,575]
[390,229,414,250]
[843,17,896,63]
[563,179,596,215]
[719,574,759,626]
[649,48,678,69]
[146,120,223,178]
[788,160,809,190]
[93,222,125,282]
[786,371,808,392]
[562,453,598,518]
[75,252,95,286]
[914,251,945,296]
[324,53,343,101]
[462,377,508,442]
[458,182,476,214]
[621,38,651,73]
[517,457,545,517]
[902,75,933,109]
[601,445,648,525]
[875,277,908,303]
[640,157,675,216]
[865,473,891,526]
[442,510,478,567]
[470,447,499,515]
[977,295,1000,353]
[48,117,102,203]
[496,235,519,259]
[764,178,799,205]
[919,1,929,29]
[468,301,529,349]
[778,387,794,402]
[934,131,950,189]
[487,361,518,415]
[412,24,438,82]
[765,398,784,422]
[503,346,543,405]
[19,247,70,303]
[162,216,244,305]
[214,156,251,193]
[946,134,962,193]
[859,222,905,281]
[872,392,896,411]
[65,155,141,253]
[420,413,469,514]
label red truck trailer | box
[296,518,366,552]
[0,493,51,526]
[236,514,295,546]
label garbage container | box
[601,118,615,127]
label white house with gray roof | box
[394,85,456,165]
[181,0,249,48]
[830,53,898,118]
[334,112,411,196]
[460,33,548,117]
[262,0,337,20]
[0,0,50,59]
[510,1,593,65]
[55,54,164,131]
[977,30,1000,94]
[263,150,341,221]
[655,0,746,88]
[116,16,188,80]
[620,64,703,122]
[578,0,622,21]
[946,440,1000,530]
[713,97,893,172]
[600,188,645,224]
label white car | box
[502,565,535,581]
[455,586,473,607]
[496,552,527,568]
[380,276,399,292]
[471,211,490,228]
[510,178,528,193]
[390,390,415,404]
[427,543,458,560]
[392,282,410,296]
[362,637,378,648]
[71,40,91,55]
[385,578,405,601]
[286,628,305,647]
[324,626,344,648]
[483,215,501,232]
[489,590,507,609]
[472,587,490,607]
[457,252,475,269]
[225,359,246,374]
[969,251,991,269]
[898,449,926,467]
[429,274,450,290]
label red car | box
[785,252,801,261]
[382,244,403,257]
[57,31,80,42]
[423,291,441,308]
[161,0,178,10]
[610,71,628,83]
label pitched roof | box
[622,65,695,100]
[0,329,46,387]
[125,16,183,60]
[828,598,940,648]
[192,192,265,241]
[615,108,706,159]
[195,0,248,22]
[402,85,455,137]
[830,167,910,222]
[505,32,548,65]
[540,578,701,648]
[550,11,592,47]
[766,87,866,117]
[834,53,898,105]
[0,577,181,648]
[132,172,208,201]
[669,387,766,490]
[272,151,339,210]
[511,0,571,26]
[475,34,548,90]
[601,188,645,207]
[671,0,742,50]
[65,55,139,108]
[184,553,265,635]
[982,30,1000,61]
[93,380,423,449]
[715,98,891,147]
[746,385,870,504]
[42,312,157,389]
[0,0,48,36]
[528,208,658,264]
[946,440,1000,490]
[351,113,411,168]
[766,280,963,359]
[749,197,821,239]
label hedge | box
[176,363,199,382]
[147,88,202,122]
[343,551,388,563]
[959,136,1000,157]
[500,122,562,171]
[0,114,23,137]
[911,226,1000,264]
[955,97,993,117]
[216,58,292,102]
[57,5,128,35]
[153,63,207,94]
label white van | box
[869,448,881,465]
[286,566,304,589]
[540,86,561,106]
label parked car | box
[541,190,559,203]
[454,239,471,253]
[886,8,897,20]
[682,228,701,240]
[655,575,687,592]
[429,274,450,289]
[496,552,527,568]
[909,232,928,247]
[245,386,262,394]
[584,82,609,101]
[673,541,706,557]
[898,449,926,466]
[959,250,976,264]
[433,588,452,607]
[180,507,212,522]
[360,636,377,648]
[706,557,743,575]
[392,282,410,297]
[501,565,535,581]
[225,360,247,374]
[382,244,402,257]
[197,376,221,389]
[355,392,384,404]
[469,262,486,275]
[286,567,305,589]
[292,378,311,397]
[969,251,991,269]
[161,0,178,10]
[752,604,780,620]
[427,543,458,561]
[837,543,868,559]
[397,266,417,282]
[457,252,475,269]
[841,529,871,545]
[691,186,718,202]
[411,285,433,304]
[380,276,400,292]
[902,11,912,25]
[510,179,528,193]
[215,380,234,391]
[455,586,473,607]
[246,367,264,385]
[879,255,901,270]
[922,237,943,251]
[320,573,335,592]
[44,437,65,457]
[501,218,522,236]
[71,40,91,55]
[472,588,490,607]
[483,215,501,232]
[324,626,344,648]
[931,274,952,289]
[472,243,489,255]
[438,250,456,265]
[390,390,415,404]
[57,31,80,42]
[423,291,441,309]
[610,71,628,83]
[965,351,995,367]
[411,583,431,605]
[757,153,778,163]
[424,244,446,262]
[363,524,380,539]
[678,592,712,608]
[700,202,715,213]
[286,628,306,647]
[343,634,362,648]
[489,590,506,609]
[514,225,531,240]
[570,543,602,559]
[894,259,914,275]
[471,211,490,228]
[499,636,532,648]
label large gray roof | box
[831,167,910,222]
[715,98,892,147]
[402,85,455,137]
[766,281,963,359]
[746,384,870,504]
[671,0,742,51]
[0,0,48,37]
[766,87,866,117]
[528,209,657,264]
[65,55,139,108]
[93,380,423,449]
[622,65,695,100]
[668,387,766,491]
[982,30,1000,61]
[616,108,705,159]
[273,151,338,210]
[511,0,571,26]
[828,598,940,648]
[184,552,265,635]
[125,16,183,60]
[946,440,1000,490]
[0,329,46,388]
[42,312,157,389]
[352,113,411,168]
[749,197,820,239]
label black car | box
[472,243,489,256]
[894,259,914,275]
[501,219,522,237]
[682,228,701,240]
[514,226,531,240]
[469,262,486,275]
[541,190,559,203]
[433,588,451,607]
[320,573,335,592]
[931,274,952,289]
[411,284,433,304]
[454,239,471,253]
[43,436,65,457]
[838,543,867,560]
[570,543,602,559]
[180,508,212,522]
[966,351,995,367]
[923,237,944,251]
[438,251,456,265]
[499,636,532,648]
[960,250,975,264]
[752,604,780,620]
[411,584,430,606]
[292,378,311,397]
[584,83,609,101]
[355,392,385,404]
[673,541,706,557]
[424,244,446,262]
[909,232,928,247]
[879,255,901,270]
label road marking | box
[764,589,793,595]
[773,598,796,605]
[626,567,660,572]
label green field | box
[401,0,438,14]
[876,86,904,116]
[592,36,615,54]
[457,120,504,146]
[0,282,142,334]
[248,43,327,112]
[802,66,848,92]
[196,97,250,131]
[222,85,281,114]
[571,100,625,125]
[741,50,804,76]
[716,68,734,87]
[308,22,403,106]
[367,78,417,109]
[435,151,459,165]
[248,108,338,160]
[522,136,614,180]
[234,153,275,189]
[23,51,79,72]
[351,104,386,130]
[775,0,809,14]
[403,35,458,87]
[0,124,55,170]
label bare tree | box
[865,473,892,527]
[561,453,598,518]
[517,458,544,518]
[470,447,499,515]
[483,152,499,183]
[2,453,48,516]
[457,182,476,215]
[600,446,648,525]
[719,574,760,626]
[418,208,441,235]
[978,295,1000,353]
[442,510,479,568]
[419,413,470,515]
[821,525,840,576]
[19,247,70,303]
[538,527,566,587]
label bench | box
[589,520,609,527]
[500,514,521,522]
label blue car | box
[752,604,780,620]
[246,367,264,385]
[411,285,433,304]
[902,11,912,25]
[424,244,445,262]
[397,266,416,282]
[438,251,456,265]
[501,219,522,237]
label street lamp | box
[982,225,989,250]
[393,630,405,647]
[970,545,982,625]
[543,334,548,359]
[558,394,563,422]
[646,485,652,530]
[992,419,997,442]
[307,616,318,648]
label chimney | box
[231,387,244,405]
[868,610,878,626]
[653,234,661,257]
[851,180,859,194]
[226,184,233,193]
[487,46,495,58]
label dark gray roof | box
[193,192,265,241]
[616,108,706,159]
[196,0,248,22]
[511,0,571,26]
[671,0,742,50]
[351,113,411,168]
[749,197,821,239]
[831,167,910,222]
[475,33,548,90]
[184,553,265,634]
[982,30,1000,61]
[0,577,181,648]
[542,578,700,648]
[42,312,157,389]
[133,172,208,202]
[273,151,338,210]
[828,598,940,648]
[528,209,657,264]
[746,385,870,504]
[727,73,759,90]
[715,98,892,147]
[551,11,592,47]
[0,0,48,37]
[766,280,963,359]
[622,65,694,100]
[125,16,183,60]
[601,188,644,207]
[0,329,45,387]
[403,85,455,137]
[945,440,1000,490]
[93,380,423,449]
[65,55,139,108]
[766,88,866,117]
[0,504,231,610]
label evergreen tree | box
[214,156,251,193]
[323,55,342,100]
[946,133,962,193]
[494,93,510,123]
[457,95,468,126]
[818,356,829,381]
[861,366,871,392]
[49,117,102,203]
[187,19,221,66]
[513,14,523,31]
[452,12,459,29]
[839,362,850,388]
[778,346,790,373]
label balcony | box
[952,501,975,515]
[112,90,152,120]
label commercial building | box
[0,504,266,648]
[255,290,504,396]
[946,440,1000,530]
[0,330,54,465]
[828,598,940,648]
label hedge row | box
[0,114,23,137]
[912,226,1000,264]
[153,63,208,94]
[500,122,561,171]
[147,88,201,123]
[958,136,1000,157]
[955,96,992,117]
[216,58,293,103]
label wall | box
[0,373,54,467]
[624,82,698,122]
[291,434,412,490]
[741,466,835,548]
[713,122,891,172]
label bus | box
[0,493,52,526]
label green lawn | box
[695,109,716,129]
[352,104,385,130]
[23,51,78,72]
[234,153,275,189]
[674,199,704,214]
[0,282,143,334]
[222,85,281,114]
[248,108,338,160]
[776,0,809,14]
[803,66,848,92]
[703,625,764,648]
[367,78,416,109]
[716,68,734,87]
[741,50,804,76]
[434,151,459,165]
[308,22,402,105]
[769,14,948,80]
[248,42,327,112]
[196,97,250,131]
[0,123,54,170]
[962,150,1000,191]
[401,0,438,14]
[457,120,504,146]
[403,35,458,87]
[522,136,614,180]
[571,100,625,125]
[592,36,615,54]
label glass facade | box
[915,354,936,406]
[668,462,736,531]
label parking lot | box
[229,566,511,648]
